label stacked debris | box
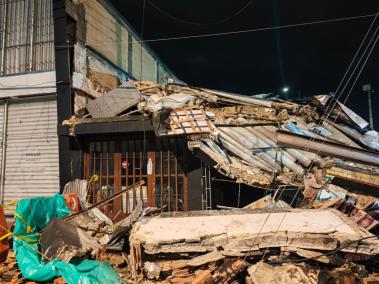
[58,81,379,282]
[128,209,379,283]
[69,81,379,189]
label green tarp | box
[13,193,124,284]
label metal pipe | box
[243,127,304,175]
[322,120,360,148]
[254,126,312,167]
[329,120,363,143]
[0,0,8,75]
[219,134,277,173]
[29,0,36,71]
[0,100,8,204]
[368,89,374,129]
[201,88,273,108]
[277,130,379,166]
[219,127,281,172]
[63,180,145,221]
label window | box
[83,136,188,218]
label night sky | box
[110,0,379,127]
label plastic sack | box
[13,193,124,284]
[360,130,379,151]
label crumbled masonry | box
[3,81,379,283]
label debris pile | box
[128,209,379,283]
[68,81,379,188]
[5,81,378,283]
[65,81,379,230]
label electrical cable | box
[242,12,379,268]
[319,16,378,123]
[327,12,379,109]
[323,24,379,120]
[140,0,149,207]
[53,12,377,47]
[267,235,378,264]
[341,29,379,104]
[146,0,256,26]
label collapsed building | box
[0,0,378,282]
[1,76,377,283]
[27,80,376,283]
[62,81,379,225]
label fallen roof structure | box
[55,81,379,283]
[63,80,379,190]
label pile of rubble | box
[67,81,379,230]
[4,81,378,283]
[69,81,379,187]
[128,208,379,283]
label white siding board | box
[3,97,60,210]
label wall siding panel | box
[3,97,59,208]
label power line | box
[342,29,379,104]
[331,13,379,103]
[243,12,379,269]
[146,0,257,26]
[79,13,377,47]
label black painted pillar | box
[53,0,82,192]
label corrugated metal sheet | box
[131,38,142,80]
[0,0,54,75]
[87,47,129,89]
[73,43,129,93]
[3,97,59,206]
[141,48,156,82]
[131,38,157,82]
[71,0,180,84]
[157,64,165,83]
[82,0,129,72]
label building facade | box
[0,0,184,214]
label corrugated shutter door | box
[3,97,59,207]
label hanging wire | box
[242,13,379,268]
[146,0,257,26]
[54,12,377,47]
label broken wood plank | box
[187,250,225,267]
[212,259,248,284]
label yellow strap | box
[0,232,11,241]
[14,212,33,234]
[14,235,39,243]
[0,223,39,243]
[1,200,18,209]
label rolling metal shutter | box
[2,96,59,207]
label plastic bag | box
[360,130,379,151]
[13,193,124,284]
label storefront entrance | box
[83,135,188,217]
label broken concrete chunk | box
[144,261,162,280]
[41,218,101,262]
[247,262,319,284]
[86,86,141,118]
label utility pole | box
[362,84,374,129]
